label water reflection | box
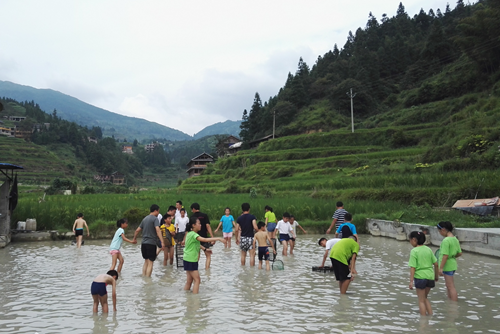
[0,235,499,333]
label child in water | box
[183,217,225,294]
[408,231,438,316]
[110,218,137,273]
[214,207,235,248]
[264,205,277,240]
[91,270,118,313]
[437,221,462,301]
[253,221,276,270]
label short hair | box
[336,201,343,207]
[257,221,266,229]
[191,202,200,210]
[318,237,327,246]
[180,208,186,213]
[163,214,172,220]
[107,270,119,280]
[282,212,291,218]
[241,203,250,212]
[409,231,426,245]
[265,205,273,212]
[176,200,182,206]
[150,204,160,212]
[225,207,231,212]
[116,218,128,227]
[168,205,176,212]
[77,213,84,217]
[437,221,454,232]
[344,213,352,221]
[290,215,295,219]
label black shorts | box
[331,258,351,281]
[414,278,435,289]
[258,247,270,261]
[183,260,199,271]
[141,243,157,261]
[290,237,296,242]
[201,242,213,250]
[75,229,83,236]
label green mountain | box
[0,80,191,141]
[193,120,242,139]
[180,1,500,208]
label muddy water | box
[0,235,499,333]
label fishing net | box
[272,259,284,270]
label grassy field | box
[12,190,497,235]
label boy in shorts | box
[329,236,359,294]
[133,204,164,277]
[275,212,295,256]
[72,213,89,248]
[253,221,276,270]
[317,237,341,268]
[90,270,118,313]
[235,203,258,266]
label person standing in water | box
[133,204,164,277]
[408,231,438,316]
[437,221,462,301]
[72,213,89,248]
[90,270,118,313]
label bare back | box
[254,231,269,247]
[74,218,86,229]
[93,274,114,285]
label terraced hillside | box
[179,93,500,207]
[0,136,72,184]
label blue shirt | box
[220,215,235,233]
[110,228,124,250]
[336,222,357,235]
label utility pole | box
[346,88,356,133]
[273,109,276,139]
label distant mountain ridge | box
[193,120,242,139]
[0,80,192,141]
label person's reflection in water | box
[182,293,208,333]
[92,313,118,334]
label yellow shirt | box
[160,224,176,245]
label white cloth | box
[276,220,292,234]
[325,238,341,251]
[289,221,300,237]
[157,213,163,224]
[175,216,189,233]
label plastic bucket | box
[17,221,26,230]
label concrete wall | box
[0,180,11,248]
[366,219,500,258]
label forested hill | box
[0,80,191,142]
[193,120,242,139]
[239,0,500,141]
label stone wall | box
[366,219,500,257]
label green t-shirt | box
[183,231,200,263]
[329,238,359,265]
[440,236,462,272]
[408,245,437,280]
[265,211,277,223]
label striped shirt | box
[332,209,348,229]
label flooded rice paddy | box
[0,235,499,333]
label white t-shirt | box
[276,220,292,234]
[175,216,189,233]
[289,221,300,237]
[175,209,182,222]
[325,238,341,251]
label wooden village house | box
[186,152,214,178]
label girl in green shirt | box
[437,221,462,301]
[183,217,225,294]
[408,231,438,316]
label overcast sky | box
[1,0,449,135]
